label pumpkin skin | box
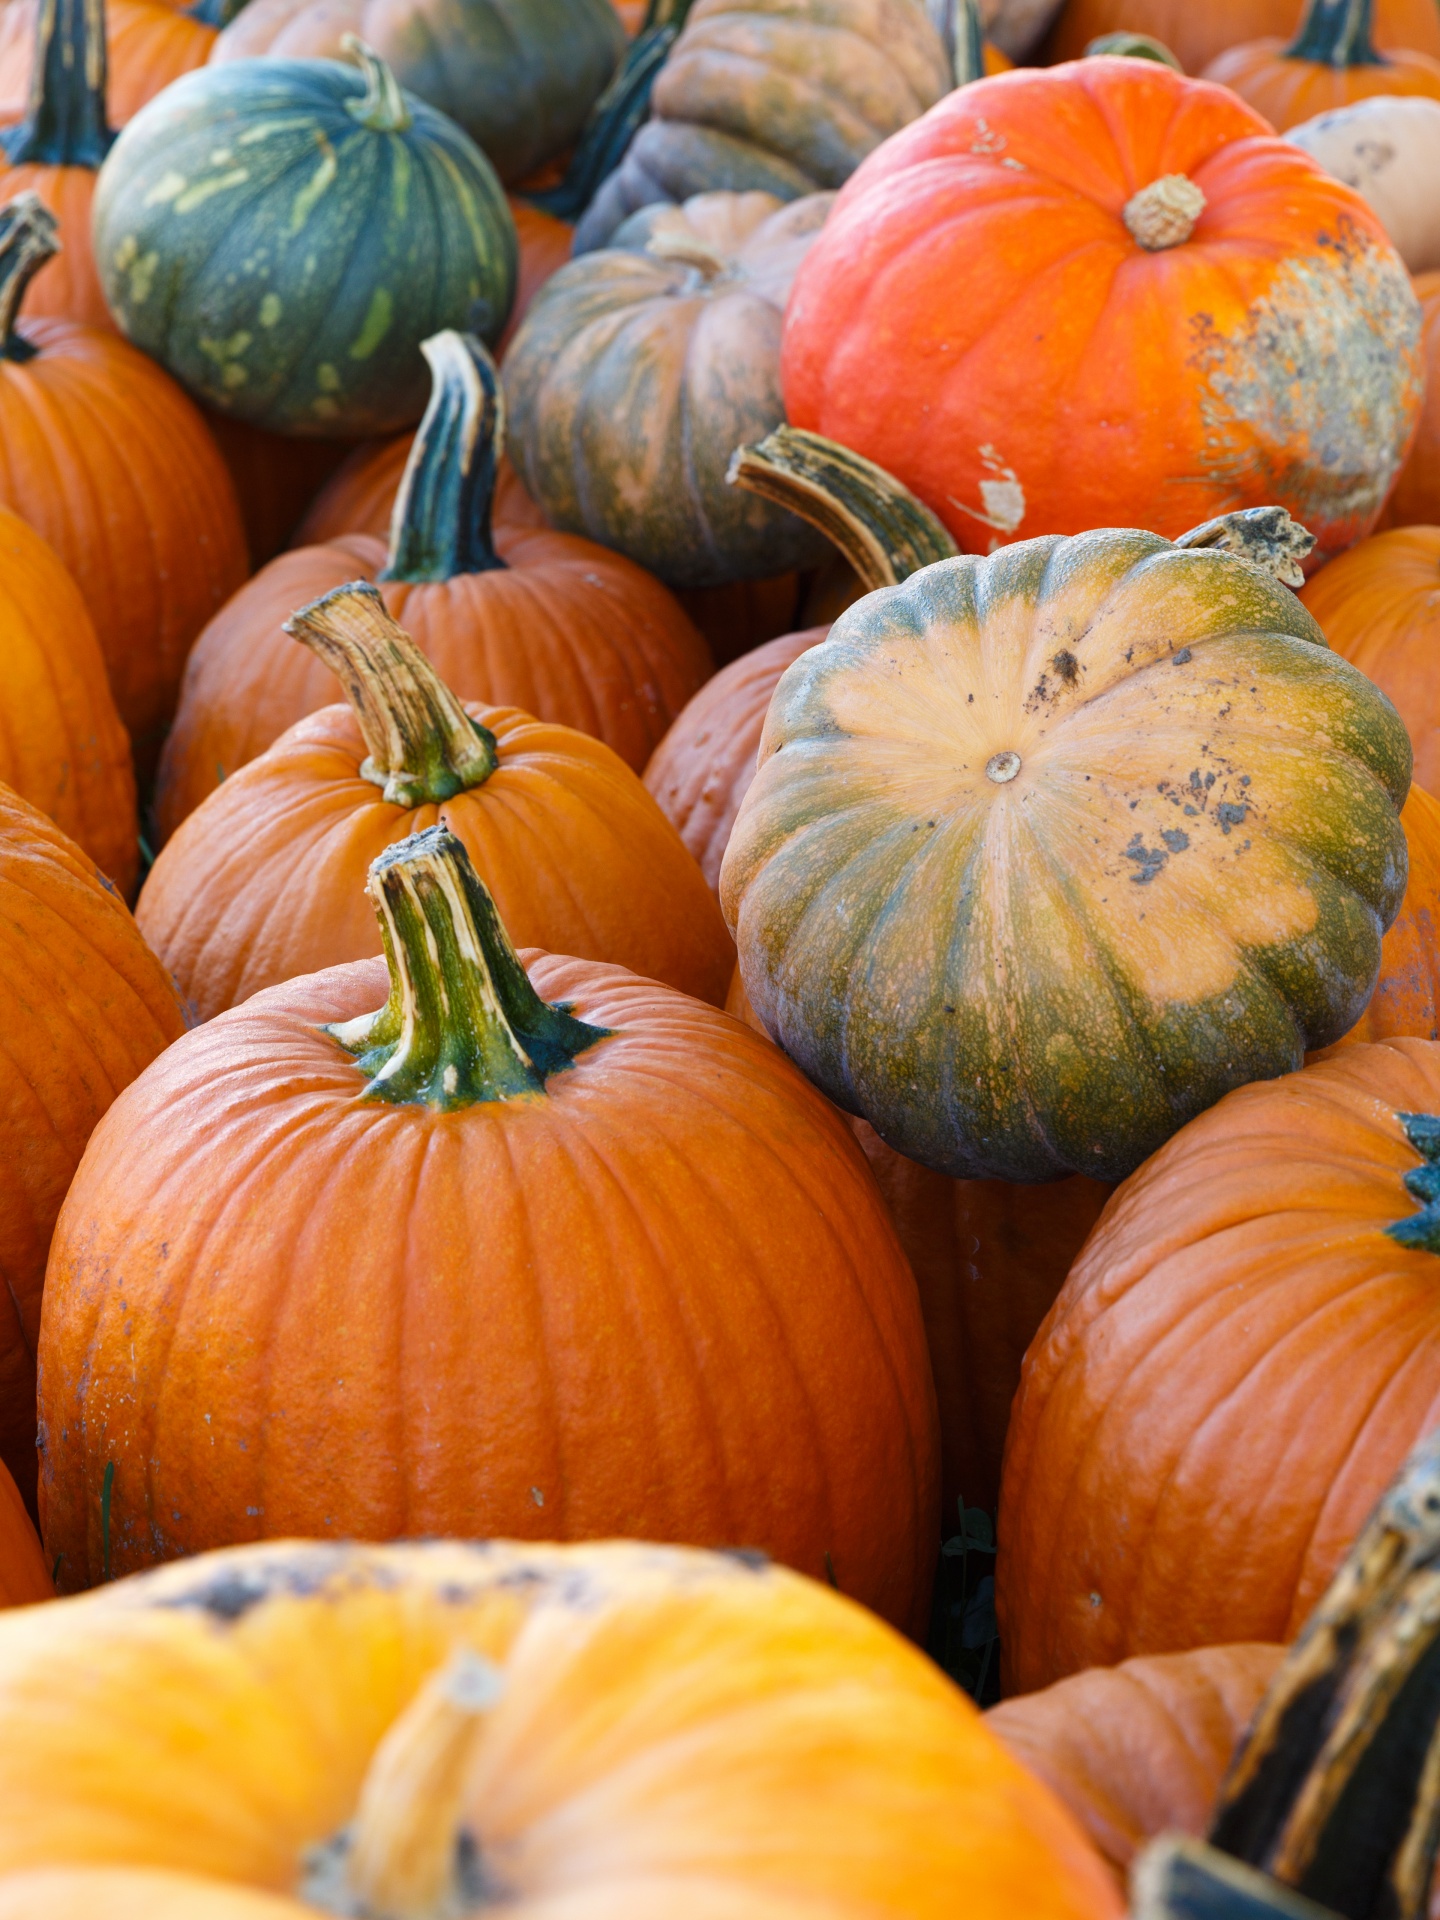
[210,0,624,186]
[0,1539,1124,1920]
[995,1035,1440,1691]
[0,0,221,128]
[1336,785,1440,1046]
[1381,269,1440,527]
[501,199,575,353]
[1203,10,1440,133]
[0,509,135,896]
[0,1457,49,1606]
[92,53,518,435]
[0,787,185,1512]
[293,438,546,546]
[782,60,1425,564]
[1288,97,1440,275]
[1045,0,1440,70]
[202,413,356,568]
[722,529,1412,1184]
[1300,525,1440,796]
[506,191,834,589]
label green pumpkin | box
[720,515,1412,1183]
[91,45,517,437]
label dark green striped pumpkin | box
[91,46,517,437]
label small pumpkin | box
[0,192,247,772]
[138,584,733,1018]
[1045,0,1440,73]
[1202,0,1440,131]
[1287,96,1440,274]
[1337,784,1440,1046]
[41,824,940,1633]
[210,0,625,186]
[1300,525,1440,796]
[92,42,517,436]
[0,786,185,1510]
[0,1539,1123,1920]
[506,190,837,589]
[0,1458,48,1606]
[1381,268,1440,527]
[0,507,136,895]
[154,332,711,840]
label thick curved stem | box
[1175,508,1316,588]
[726,428,958,593]
[327,826,607,1109]
[184,0,250,24]
[0,193,57,363]
[1285,0,1384,67]
[382,332,507,583]
[1133,1839,1342,1919]
[284,582,498,808]
[927,0,986,86]
[0,0,113,169]
[1085,30,1183,68]
[342,35,412,132]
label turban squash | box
[1202,0,1440,132]
[722,510,1411,1184]
[0,1538,1121,1920]
[92,44,517,436]
[138,583,733,1018]
[153,332,711,840]
[781,57,1425,564]
[1381,269,1440,529]
[40,825,939,1632]
[1044,0,1440,71]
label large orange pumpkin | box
[781,59,1425,564]
[0,1538,1123,1920]
[1045,0,1440,72]
[1202,0,1440,133]
[154,332,709,841]
[40,825,939,1630]
[1300,525,1440,796]
[1381,269,1440,528]
[0,787,185,1511]
[0,1457,48,1606]
[0,192,246,770]
[138,584,733,1019]
[997,1035,1440,1692]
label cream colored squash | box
[1288,95,1440,273]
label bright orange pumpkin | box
[0,1457,48,1606]
[1045,0,1440,72]
[155,333,709,840]
[1202,0,1440,132]
[1380,269,1440,528]
[500,198,574,355]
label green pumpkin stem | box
[1285,0,1384,66]
[184,0,250,24]
[726,427,958,593]
[926,0,986,86]
[1131,1839,1341,1919]
[283,581,498,808]
[327,825,607,1109]
[1175,508,1317,588]
[381,331,507,583]
[0,193,57,363]
[342,35,412,133]
[0,0,113,170]
[1206,1425,1440,1919]
[1084,30,1183,68]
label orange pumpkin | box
[1202,0,1440,131]
[1300,525,1440,795]
[997,1035,1440,1692]
[201,413,358,569]
[293,442,545,549]
[0,1457,48,1606]
[0,786,185,1511]
[500,198,574,355]
[155,333,708,840]
[138,584,733,1018]
[0,0,220,126]
[1045,0,1440,71]
[1381,269,1440,528]
[40,825,939,1634]
[0,193,246,772]
[1335,784,1440,1047]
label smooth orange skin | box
[0,166,106,330]
[988,1644,1283,1885]
[138,701,735,1017]
[0,1457,49,1606]
[202,413,357,568]
[293,442,545,547]
[0,0,216,123]
[154,527,712,839]
[38,953,941,1632]
[0,788,185,1512]
[997,1037,1440,1692]
[782,61,1423,563]
[1044,0,1440,71]
[0,508,136,895]
[501,199,575,356]
[1202,36,1440,131]
[1333,785,1440,1047]
[0,316,247,769]
[1380,271,1440,527]
[1301,526,1440,795]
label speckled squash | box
[1044,0,1440,71]
[0,1458,47,1606]
[506,190,835,588]
[721,515,1412,1183]
[91,45,517,435]
[210,0,624,185]
[782,58,1425,564]
[1380,269,1440,528]
[1202,0,1440,132]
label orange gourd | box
[155,333,708,840]
[138,585,733,1018]
[0,1457,48,1606]
[40,825,939,1634]
[0,786,185,1510]
[1300,525,1440,795]
[1381,269,1440,528]
[1045,0,1440,72]
[1202,0,1440,131]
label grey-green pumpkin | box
[91,45,517,437]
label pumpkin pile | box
[0,0,1439,1909]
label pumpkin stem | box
[342,34,413,133]
[727,427,958,594]
[1175,508,1317,588]
[1207,1424,1440,1919]
[381,331,507,584]
[0,193,58,363]
[1123,174,1206,250]
[644,228,728,278]
[326,825,608,1108]
[299,1646,505,1918]
[1132,1838,1341,1919]
[1084,30,1183,68]
[284,581,499,808]
[925,0,986,85]
[184,0,250,23]
[0,0,113,170]
[1285,0,1384,66]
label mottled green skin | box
[92,59,517,437]
[721,531,1413,1183]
